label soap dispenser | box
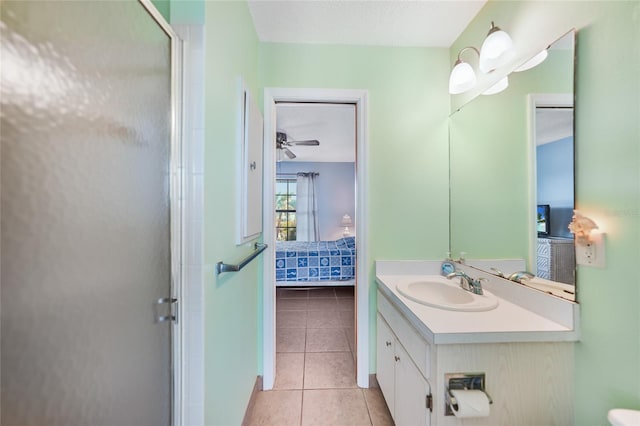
[441,252,456,276]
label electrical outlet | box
[576,233,605,268]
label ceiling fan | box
[276,131,320,159]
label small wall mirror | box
[449,30,576,300]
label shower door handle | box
[156,297,178,323]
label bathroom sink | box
[396,277,498,312]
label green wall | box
[150,0,170,22]
[203,2,261,425]
[154,0,205,24]
[169,0,203,25]
[452,1,640,424]
[259,42,451,370]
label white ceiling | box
[276,103,356,162]
[536,108,573,145]
[248,0,487,47]
[261,1,489,162]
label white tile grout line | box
[300,352,306,426]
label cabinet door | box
[237,81,263,244]
[376,314,396,419]
[395,343,430,426]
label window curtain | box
[296,172,320,241]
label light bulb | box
[449,61,476,94]
[479,22,514,73]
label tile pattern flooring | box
[244,286,394,426]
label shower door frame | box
[262,88,370,390]
[139,1,184,424]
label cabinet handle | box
[386,341,392,347]
[394,355,400,362]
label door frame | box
[262,88,370,389]
[526,93,574,276]
[139,1,184,424]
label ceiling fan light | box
[479,22,514,73]
[449,60,477,94]
[514,49,548,72]
[482,76,509,95]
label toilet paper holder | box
[445,372,493,416]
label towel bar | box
[216,243,268,275]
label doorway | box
[262,89,369,390]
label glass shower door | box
[1,1,175,425]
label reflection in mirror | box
[533,98,574,285]
[449,30,576,300]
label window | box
[275,178,296,241]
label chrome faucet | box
[507,271,534,283]
[447,271,472,291]
[446,271,485,295]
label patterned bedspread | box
[275,237,356,282]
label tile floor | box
[244,286,394,426]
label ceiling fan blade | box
[289,139,320,146]
[283,147,296,159]
[277,131,320,147]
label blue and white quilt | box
[275,237,356,282]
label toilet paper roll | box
[450,389,491,418]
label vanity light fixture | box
[568,210,599,245]
[482,76,509,95]
[479,21,514,73]
[341,214,353,237]
[448,46,480,94]
[513,48,549,72]
[449,21,514,95]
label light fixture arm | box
[487,21,501,36]
[455,46,480,65]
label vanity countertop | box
[376,262,580,345]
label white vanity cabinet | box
[395,343,431,426]
[375,266,578,426]
[377,291,432,426]
[375,315,396,416]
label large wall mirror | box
[449,30,576,300]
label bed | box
[275,237,356,287]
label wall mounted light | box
[449,21,514,95]
[341,214,353,237]
[479,21,514,73]
[449,46,479,94]
[568,210,599,245]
